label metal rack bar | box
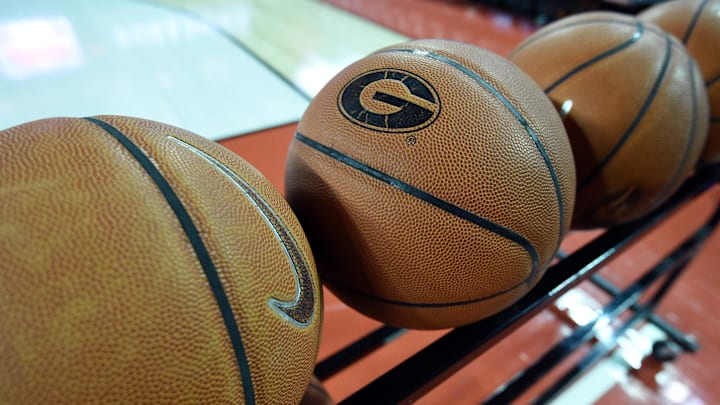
[315,325,405,380]
[334,164,718,405]
[589,273,699,352]
[484,205,719,404]
[532,248,698,404]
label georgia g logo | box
[338,69,440,133]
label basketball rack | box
[314,162,720,404]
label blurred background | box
[2,0,718,403]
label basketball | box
[285,39,575,329]
[509,12,710,228]
[640,0,720,164]
[299,376,335,405]
[0,116,322,404]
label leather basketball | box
[285,39,575,329]
[640,0,720,164]
[510,12,709,229]
[0,116,322,404]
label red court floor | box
[220,1,720,403]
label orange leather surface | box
[511,12,709,228]
[640,0,720,164]
[0,116,321,404]
[286,39,575,329]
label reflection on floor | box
[0,0,404,138]
[4,0,719,403]
[224,1,720,403]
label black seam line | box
[683,0,709,44]
[545,21,644,94]
[645,26,692,52]
[707,75,720,87]
[578,33,673,191]
[295,132,541,274]
[168,136,315,328]
[712,117,720,123]
[651,58,700,207]
[381,48,565,265]
[509,19,639,58]
[83,118,256,405]
[325,272,530,308]
[128,0,310,101]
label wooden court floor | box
[3,0,720,403]
[222,1,720,404]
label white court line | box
[550,288,672,405]
[0,0,308,139]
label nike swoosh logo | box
[169,137,316,328]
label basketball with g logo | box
[285,39,576,329]
[0,116,322,404]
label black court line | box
[379,48,566,264]
[578,33,673,191]
[683,0,709,44]
[131,0,311,101]
[544,22,644,93]
[296,132,541,307]
[84,118,256,405]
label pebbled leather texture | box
[285,39,575,329]
[640,0,720,164]
[511,12,710,229]
[0,116,322,404]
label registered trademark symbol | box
[406,135,417,146]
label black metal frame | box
[472,0,664,23]
[315,163,720,404]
